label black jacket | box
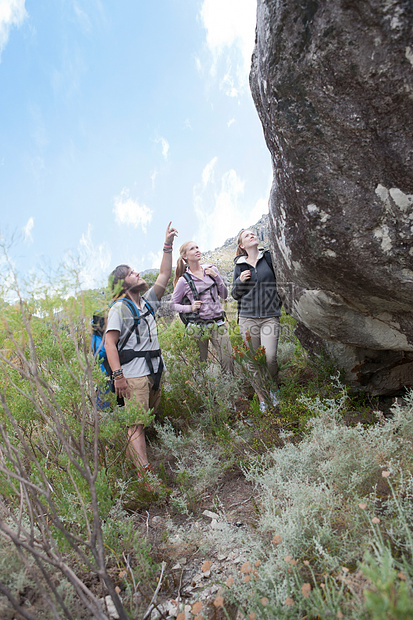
[231,250,282,318]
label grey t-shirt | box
[105,287,161,379]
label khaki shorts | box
[125,376,161,426]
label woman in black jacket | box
[231,229,282,408]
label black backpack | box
[178,272,218,325]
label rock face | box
[250,0,413,395]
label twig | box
[176,566,184,616]
[227,495,253,510]
[142,561,167,620]
[122,552,141,615]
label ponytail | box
[236,230,248,257]
[173,256,187,287]
[173,241,192,287]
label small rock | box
[203,509,220,520]
[152,516,162,525]
[102,595,120,619]
[191,573,203,586]
[210,519,225,530]
[233,556,244,564]
[150,600,172,619]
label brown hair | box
[173,241,193,287]
[108,264,129,299]
[236,230,248,257]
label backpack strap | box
[183,271,218,302]
[182,272,200,300]
[263,250,275,274]
[112,297,155,349]
[112,297,162,389]
[118,348,164,391]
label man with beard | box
[105,222,178,477]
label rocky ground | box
[137,467,255,620]
[113,394,397,620]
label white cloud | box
[150,169,158,189]
[199,0,256,95]
[148,250,163,270]
[193,163,270,251]
[220,70,238,97]
[73,2,91,32]
[59,224,112,290]
[249,194,269,225]
[155,136,170,160]
[72,0,106,33]
[194,166,245,250]
[76,224,111,289]
[227,118,236,128]
[23,216,34,243]
[113,188,153,232]
[0,0,27,61]
[202,156,217,187]
[194,55,202,73]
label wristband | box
[112,369,124,379]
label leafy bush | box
[196,389,413,619]
[0,267,162,618]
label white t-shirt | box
[105,287,162,379]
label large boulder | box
[250,0,413,395]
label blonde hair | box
[236,230,248,257]
[173,241,192,287]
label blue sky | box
[0,0,272,289]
